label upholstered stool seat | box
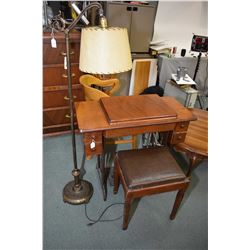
[114,147,190,230]
[118,148,186,189]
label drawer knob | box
[62,73,76,78]
[180,123,186,128]
[60,51,75,56]
[65,114,76,119]
[177,135,183,140]
[64,95,77,100]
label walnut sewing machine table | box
[75,94,196,200]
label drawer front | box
[43,64,83,86]
[43,124,76,135]
[104,123,175,138]
[43,108,76,127]
[43,42,80,65]
[175,121,189,132]
[43,85,83,109]
[170,132,187,144]
[83,132,103,156]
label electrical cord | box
[84,202,124,226]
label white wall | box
[152,1,208,56]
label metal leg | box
[96,154,107,201]
[142,132,163,148]
[142,133,152,148]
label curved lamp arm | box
[66,2,103,32]
[49,2,104,33]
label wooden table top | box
[100,94,177,124]
[75,96,196,133]
[176,108,208,157]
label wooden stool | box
[174,108,208,177]
[113,147,190,230]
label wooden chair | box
[79,74,120,101]
[113,147,190,230]
[79,74,138,149]
[174,108,208,177]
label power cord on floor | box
[84,202,124,226]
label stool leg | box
[113,164,120,194]
[123,193,132,230]
[170,189,186,220]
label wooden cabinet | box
[105,2,157,53]
[43,32,84,136]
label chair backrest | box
[79,74,120,101]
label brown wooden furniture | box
[43,31,84,136]
[79,74,137,149]
[174,108,208,177]
[79,74,120,100]
[75,94,196,200]
[113,147,190,230]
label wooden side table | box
[174,108,208,177]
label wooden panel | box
[43,64,83,86]
[175,121,189,132]
[170,132,187,144]
[83,132,103,156]
[161,97,197,122]
[43,42,80,65]
[104,123,175,138]
[100,94,177,124]
[43,32,81,42]
[175,108,208,156]
[75,97,196,133]
[133,61,151,95]
[43,107,76,127]
[43,85,84,108]
[43,32,82,136]
[43,124,71,135]
[43,32,81,65]
[43,123,79,136]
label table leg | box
[96,154,107,201]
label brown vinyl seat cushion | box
[116,147,186,189]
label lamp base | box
[63,180,93,205]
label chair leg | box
[113,163,120,194]
[170,189,186,220]
[123,193,133,230]
[186,155,197,177]
[186,154,203,177]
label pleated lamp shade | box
[79,27,132,74]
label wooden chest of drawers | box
[43,31,84,136]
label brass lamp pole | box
[49,2,106,205]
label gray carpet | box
[43,134,208,250]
